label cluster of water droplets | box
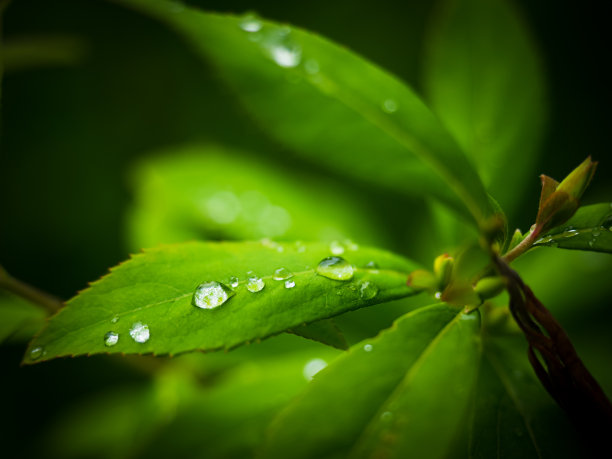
[536,220,612,249]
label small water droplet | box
[365,261,378,269]
[344,239,359,251]
[380,411,393,422]
[111,315,119,324]
[592,229,601,237]
[382,99,398,113]
[129,322,150,343]
[193,281,235,309]
[246,272,265,292]
[359,281,378,300]
[588,240,595,248]
[229,276,240,288]
[285,279,296,289]
[316,256,355,281]
[434,292,442,300]
[329,240,345,255]
[303,358,327,381]
[239,12,262,32]
[273,267,294,281]
[363,344,373,352]
[264,29,302,68]
[304,58,319,74]
[104,332,119,347]
[30,346,44,360]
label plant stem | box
[0,265,63,314]
[501,225,542,264]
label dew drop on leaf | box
[592,229,601,237]
[285,279,296,289]
[30,346,44,360]
[304,58,319,74]
[129,322,150,343]
[344,239,359,251]
[380,411,393,422]
[239,12,262,32]
[302,358,327,381]
[316,256,354,281]
[229,276,239,289]
[329,240,345,255]
[363,344,373,352]
[263,28,302,68]
[246,271,265,292]
[111,315,119,324]
[434,292,442,300]
[382,98,398,113]
[273,267,294,281]
[104,331,119,347]
[295,241,306,253]
[192,281,235,309]
[359,281,378,300]
[365,261,379,269]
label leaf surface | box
[261,304,481,459]
[289,319,348,350]
[423,0,546,217]
[115,0,492,224]
[0,291,46,344]
[534,203,612,253]
[24,241,419,364]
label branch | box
[0,265,63,313]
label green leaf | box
[534,203,612,253]
[288,319,348,350]
[24,241,419,364]
[0,291,47,344]
[261,304,481,459]
[468,332,581,458]
[423,0,546,217]
[126,145,386,250]
[115,0,493,225]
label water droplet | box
[285,279,296,289]
[104,331,119,347]
[365,261,378,269]
[316,256,354,281]
[303,358,327,381]
[111,315,119,324]
[229,276,240,289]
[263,29,302,68]
[588,240,595,248]
[344,239,359,251]
[193,281,234,309]
[30,346,44,360]
[434,292,442,300]
[359,281,378,300]
[380,411,393,422]
[304,58,319,74]
[273,267,293,281]
[592,229,601,237]
[129,322,150,343]
[363,344,373,352]
[329,240,345,255]
[246,272,265,292]
[295,241,306,253]
[382,99,398,113]
[239,12,262,32]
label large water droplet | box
[316,256,354,281]
[273,267,294,281]
[382,99,398,113]
[229,276,240,289]
[303,358,327,381]
[30,346,44,360]
[359,281,378,300]
[104,331,119,347]
[239,12,262,32]
[285,279,296,289]
[193,281,235,309]
[329,240,345,255]
[263,29,301,68]
[129,322,150,343]
[246,272,265,292]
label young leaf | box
[114,0,493,225]
[288,319,348,350]
[534,203,612,253]
[423,0,546,217]
[24,241,419,364]
[261,304,481,459]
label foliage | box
[1,0,611,458]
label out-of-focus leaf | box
[468,332,581,458]
[0,291,46,344]
[24,241,419,364]
[115,0,493,225]
[126,145,385,251]
[423,0,546,217]
[288,318,348,350]
[2,35,86,72]
[534,202,612,253]
[261,304,481,459]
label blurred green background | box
[1,0,611,457]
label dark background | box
[1,0,610,457]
